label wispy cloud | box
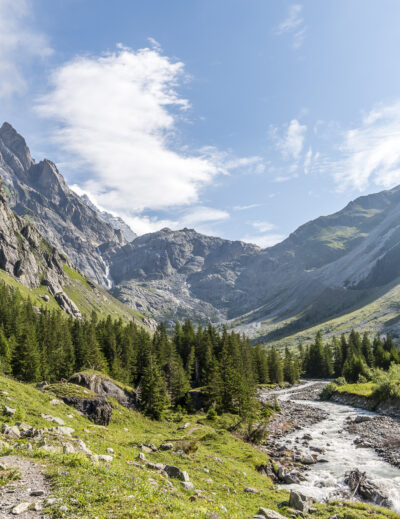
[276,4,306,50]
[273,119,307,161]
[303,146,313,174]
[36,45,258,234]
[333,101,400,191]
[251,220,275,233]
[0,0,52,98]
[233,203,262,211]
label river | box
[263,381,400,512]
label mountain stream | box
[264,381,400,512]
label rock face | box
[0,180,81,317]
[0,122,125,287]
[81,194,137,242]
[69,372,136,409]
[105,184,400,336]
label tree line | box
[300,329,400,382]
[0,282,299,419]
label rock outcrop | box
[0,181,81,317]
[61,396,112,426]
[69,372,136,409]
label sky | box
[2,0,400,247]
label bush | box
[372,364,400,402]
[320,381,338,400]
[206,402,218,421]
[335,376,346,386]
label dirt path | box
[0,456,51,518]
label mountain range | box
[2,121,400,345]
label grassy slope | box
[0,265,146,324]
[256,281,400,351]
[0,375,398,518]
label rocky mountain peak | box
[29,159,69,205]
[0,122,34,172]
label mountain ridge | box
[3,122,400,343]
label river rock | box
[289,490,313,512]
[345,469,391,507]
[354,415,373,423]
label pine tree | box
[12,323,41,382]
[267,347,284,384]
[0,327,11,375]
[140,352,169,419]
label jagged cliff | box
[0,182,80,317]
[0,122,125,286]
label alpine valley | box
[1,122,400,347]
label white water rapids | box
[266,381,400,512]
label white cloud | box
[333,101,400,191]
[36,45,259,229]
[273,119,307,161]
[241,233,285,248]
[251,220,275,233]
[276,4,306,50]
[0,0,52,98]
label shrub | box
[372,364,400,402]
[206,402,218,421]
[320,381,338,400]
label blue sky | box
[2,0,400,246]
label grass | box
[335,382,377,398]
[43,382,97,400]
[0,374,399,518]
[63,263,89,287]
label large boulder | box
[69,372,136,409]
[62,396,112,426]
[345,469,391,508]
[289,490,313,513]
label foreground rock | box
[289,490,313,513]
